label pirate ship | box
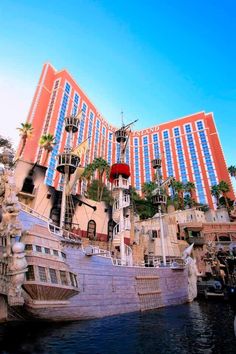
[0,113,197,322]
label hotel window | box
[78,102,87,144]
[152,133,160,159]
[60,271,68,285]
[46,82,71,186]
[174,127,187,182]
[94,119,100,158]
[26,265,35,281]
[38,79,60,163]
[101,126,106,158]
[134,138,140,190]
[196,121,217,186]
[116,140,121,162]
[125,141,130,164]
[53,249,59,256]
[44,247,50,255]
[163,130,174,177]
[107,132,113,164]
[185,124,206,204]
[143,136,151,182]
[49,268,58,284]
[38,266,47,282]
[72,92,80,116]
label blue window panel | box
[134,138,140,189]
[185,127,206,204]
[163,131,169,139]
[163,138,173,177]
[116,143,121,162]
[185,124,192,133]
[93,119,101,158]
[72,93,80,116]
[78,103,87,144]
[65,83,70,94]
[46,83,71,186]
[174,127,180,137]
[198,129,217,186]
[197,121,204,130]
[107,132,113,164]
[175,135,187,182]
[143,137,150,182]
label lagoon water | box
[0,300,235,354]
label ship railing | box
[113,195,130,212]
[82,245,111,258]
[113,178,129,189]
[113,223,120,236]
[48,224,82,243]
[19,202,51,223]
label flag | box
[73,140,88,158]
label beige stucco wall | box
[72,197,109,235]
[14,159,52,219]
[135,213,181,258]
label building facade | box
[19,63,234,208]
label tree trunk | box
[19,136,26,158]
[43,150,50,165]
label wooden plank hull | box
[22,248,189,321]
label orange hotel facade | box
[20,63,234,209]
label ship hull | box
[21,248,189,321]
[2,210,191,322]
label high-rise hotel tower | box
[19,63,234,209]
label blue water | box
[0,300,235,354]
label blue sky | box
[0,0,235,166]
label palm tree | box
[172,180,185,209]
[218,180,230,209]
[184,181,195,198]
[141,181,156,200]
[39,133,56,165]
[211,184,221,207]
[228,165,236,179]
[17,122,33,157]
[183,181,196,208]
[82,163,95,189]
[93,157,110,201]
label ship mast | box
[151,158,174,266]
[56,113,80,229]
[110,118,137,265]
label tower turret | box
[56,113,80,229]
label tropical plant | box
[172,180,185,209]
[183,181,196,209]
[141,181,156,200]
[184,181,195,197]
[184,194,196,209]
[17,122,33,157]
[92,157,110,201]
[228,165,236,179]
[218,180,230,209]
[211,184,221,207]
[39,133,56,165]
[82,163,95,189]
[86,179,113,204]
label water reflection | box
[0,301,235,354]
